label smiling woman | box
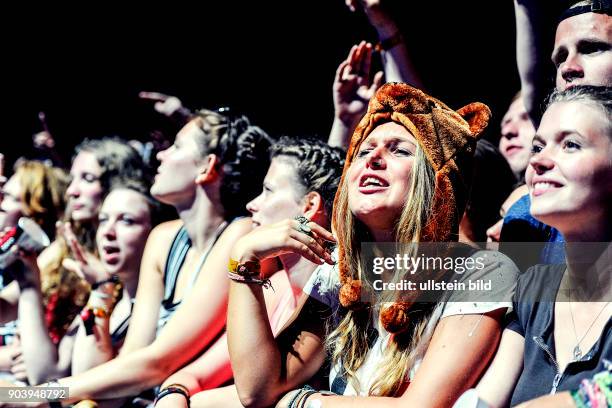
[527,91,612,233]
[472,86,612,408]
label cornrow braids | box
[191,109,275,220]
[269,136,345,218]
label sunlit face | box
[553,13,612,90]
[66,151,104,222]
[246,157,305,228]
[347,122,417,232]
[0,175,24,232]
[151,121,204,206]
[96,189,152,277]
[499,98,536,176]
[526,101,612,236]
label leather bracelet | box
[91,274,121,290]
[154,385,190,407]
[164,383,189,395]
[289,385,316,408]
[375,31,403,52]
[297,390,317,408]
[227,272,274,291]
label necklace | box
[568,301,610,361]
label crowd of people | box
[0,0,610,407]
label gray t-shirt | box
[303,249,519,396]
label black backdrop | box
[2,1,521,170]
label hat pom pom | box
[339,280,363,308]
[380,302,413,333]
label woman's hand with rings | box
[231,217,336,268]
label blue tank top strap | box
[180,220,230,299]
[162,226,191,309]
[157,220,232,335]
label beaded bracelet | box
[80,305,110,335]
[91,274,122,290]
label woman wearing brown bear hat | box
[226,82,519,408]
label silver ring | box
[294,215,312,235]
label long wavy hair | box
[12,160,69,241]
[327,142,437,396]
[43,137,149,343]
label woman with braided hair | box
[6,109,277,406]
[223,83,519,408]
[153,135,345,408]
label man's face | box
[553,12,612,90]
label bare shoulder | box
[202,218,253,270]
[215,217,253,245]
[147,219,183,249]
[140,220,184,275]
[223,217,254,236]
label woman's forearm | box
[227,281,282,407]
[71,320,115,375]
[18,286,64,384]
[160,332,232,394]
[328,117,354,150]
[56,343,177,403]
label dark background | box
[1,1,522,171]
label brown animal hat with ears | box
[332,82,491,333]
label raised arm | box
[139,91,193,125]
[513,0,561,126]
[0,282,19,324]
[328,41,383,149]
[14,253,75,384]
[347,0,423,86]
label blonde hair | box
[327,143,437,396]
[14,160,69,240]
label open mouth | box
[102,245,121,264]
[359,174,389,193]
[359,174,389,188]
